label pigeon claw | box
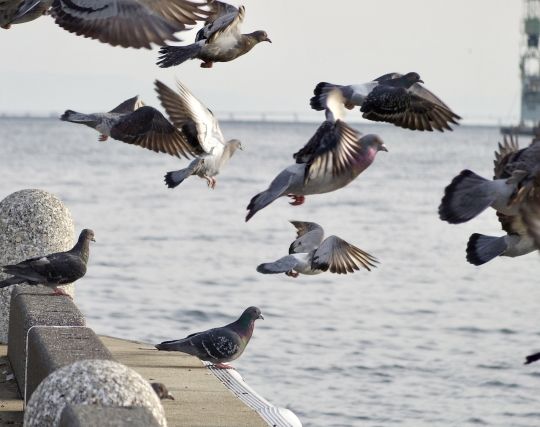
[98,134,108,142]
[286,270,299,278]
[213,363,235,369]
[51,287,72,298]
[201,61,214,68]
[288,194,305,206]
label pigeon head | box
[151,382,175,400]
[251,30,271,44]
[227,139,243,152]
[403,72,424,87]
[363,134,388,152]
[80,229,96,243]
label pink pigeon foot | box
[288,195,305,206]
[98,134,108,142]
[51,287,72,298]
[286,271,299,278]
[201,61,214,68]
[213,363,235,369]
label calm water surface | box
[1,118,539,427]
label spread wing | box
[195,1,243,43]
[293,120,364,184]
[109,106,195,158]
[109,95,144,114]
[361,83,461,132]
[50,0,211,49]
[288,220,324,254]
[493,134,520,179]
[311,236,378,274]
[155,79,224,156]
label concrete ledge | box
[7,286,85,392]
[59,404,162,427]
[26,327,113,400]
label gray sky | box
[0,0,523,124]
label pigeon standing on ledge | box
[246,90,387,221]
[257,221,378,277]
[155,306,263,369]
[1,0,211,49]
[157,1,271,68]
[0,229,95,296]
[155,79,243,189]
[310,72,461,132]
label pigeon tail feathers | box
[60,110,93,123]
[310,82,339,111]
[246,189,281,222]
[164,168,193,189]
[157,44,202,68]
[0,277,26,288]
[439,170,496,224]
[466,233,507,265]
[525,351,540,364]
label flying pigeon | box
[525,351,540,365]
[310,72,461,132]
[155,79,243,189]
[246,91,387,221]
[155,306,263,369]
[257,221,378,277]
[1,0,211,48]
[151,382,174,400]
[439,135,540,265]
[157,1,271,68]
[61,95,195,159]
[0,229,95,296]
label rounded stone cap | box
[0,189,75,342]
[24,359,167,427]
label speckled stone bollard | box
[0,189,75,343]
[24,359,168,427]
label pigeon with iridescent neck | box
[246,90,387,221]
[155,306,263,369]
[0,229,95,296]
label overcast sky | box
[0,0,524,124]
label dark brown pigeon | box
[0,229,95,296]
[157,1,271,68]
[1,0,212,49]
[155,306,263,369]
[310,72,461,132]
[60,95,195,159]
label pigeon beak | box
[166,394,175,400]
[266,38,272,43]
[91,237,96,242]
[418,79,424,84]
[380,144,388,152]
[258,314,264,320]
[239,146,244,151]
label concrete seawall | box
[0,284,298,426]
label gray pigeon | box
[61,95,195,159]
[257,221,378,277]
[0,229,95,296]
[246,91,387,221]
[440,135,540,265]
[151,382,174,400]
[310,72,461,132]
[155,79,243,189]
[157,1,271,68]
[1,0,211,48]
[155,306,263,369]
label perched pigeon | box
[0,229,95,296]
[246,91,387,221]
[157,1,271,68]
[310,72,461,132]
[525,351,540,365]
[257,221,378,277]
[1,0,211,48]
[155,306,263,369]
[155,79,243,189]
[61,95,195,158]
[439,135,540,265]
[151,382,174,400]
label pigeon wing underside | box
[51,0,210,49]
[110,106,194,158]
[196,1,243,43]
[311,236,378,274]
[288,221,324,254]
